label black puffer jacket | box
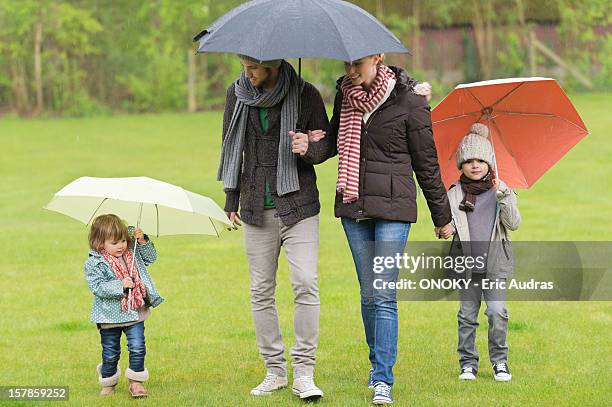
[318,66,451,227]
[221,81,331,227]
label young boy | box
[441,123,521,382]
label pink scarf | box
[337,65,396,203]
[100,248,146,311]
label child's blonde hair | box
[89,214,132,251]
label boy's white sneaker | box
[250,373,288,396]
[372,382,393,405]
[292,375,323,400]
[492,362,512,382]
[459,366,477,380]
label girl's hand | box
[492,177,499,191]
[122,277,135,288]
[134,228,147,244]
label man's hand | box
[434,223,453,239]
[225,211,242,229]
[289,131,309,155]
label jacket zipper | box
[355,110,381,219]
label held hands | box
[289,129,326,156]
[134,228,147,244]
[434,223,453,240]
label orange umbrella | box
[432,77,588,189]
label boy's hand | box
[122,277,135,288]
[134,228,147,244]
[435,223,453,239]
[493,177,499,190]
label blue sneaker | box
[368,368,374,389]
[372,382,393,405]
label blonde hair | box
[89,214,132,251]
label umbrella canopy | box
[194,0,409,62]
[432,77,588,189]
[44,176,233,236]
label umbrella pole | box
[296,57,302,132]
[127,203,143,311]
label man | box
[218,55,330,400]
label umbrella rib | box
[433,111,481,125]
[208,216,220,237]
[315,1,351,61]
[465,89,486,110]
[86,197,108,225]
[487,117,528,186]
[491,82,526,109]
[496,110,556,118]
[155,204,159,237]
[496,111,588,133]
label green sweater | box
[260,108,276,209]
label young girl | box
[84,214,164,398]
[442,123,521,382]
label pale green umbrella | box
[44,176,233,309]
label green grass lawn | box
[0,93,610,406]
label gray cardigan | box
[447,180,521,279]
[221,81,331,226]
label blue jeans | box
[341,218,411,386]
[99,322,146,377]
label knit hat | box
[455,123,495,169]
[238,54,282,69]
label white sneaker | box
[250,373,288,396]
[492,362,512,382]
[292,376,323,400]
[459,366,477,380]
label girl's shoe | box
[97,364,120,397]
[129,381,148,398]
[459,366,477,380]
[99,386,115,397]
[372,382,393,405]
[125,368,149,398]
[493,362,512,382]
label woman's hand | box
[134,228,147,244]
[307,129,326,142]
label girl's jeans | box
[99,322,146,377]
[341,218,411,386]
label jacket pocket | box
[364,172,391,198]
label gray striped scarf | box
[217,60,302,196]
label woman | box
[307,54,452,404]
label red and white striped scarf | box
[100,248,146,311]
[337,65,396,203]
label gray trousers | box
[243,210,320,378]
[457,274,509,369]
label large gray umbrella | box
[193,0,409,128]
[194,0,409,62]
